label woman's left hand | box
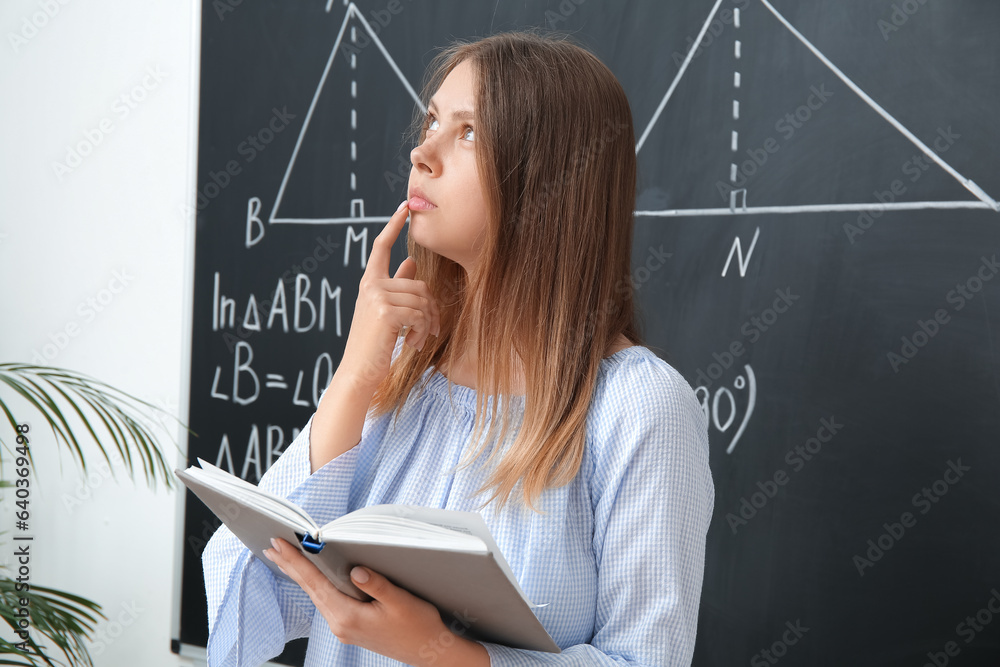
[263,538,487,667]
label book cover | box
[177,460,561,653]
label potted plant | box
[0,363,187,666]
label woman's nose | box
[410,138,438,175]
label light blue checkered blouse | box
[202,340,715,666]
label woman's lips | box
[408,195,436,211]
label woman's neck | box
[437,344,484,392]
[436,334,631,393]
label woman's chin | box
[406,220,430,248]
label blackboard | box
[176,1,1000,664]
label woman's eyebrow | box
[427,100,475,121]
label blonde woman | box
[203,30,715,667]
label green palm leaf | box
[0,363,196,489]
[0,363,198,665]
[0,576,104,667]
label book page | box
[323,508,487,553]
[188,459,318,533]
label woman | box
[203,30,715,666]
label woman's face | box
[407,59,489,276]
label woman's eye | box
[462,126,475,141]
[427,117,439,131]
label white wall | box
[1,0,201,664]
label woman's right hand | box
[336,199,441,394]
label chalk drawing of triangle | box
[269,2,425,225]
[634,0,999,218]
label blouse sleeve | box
[480,361,715,666]
[201,414,363,666]
[202,336,408,666]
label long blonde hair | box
[369,30,642,513]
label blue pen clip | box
[298,533,325,554]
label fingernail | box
[351,566,369,583]
[397,200,408,211]
[264,548,275,561]
[270,537,281,553]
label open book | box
[177,458,560,653]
